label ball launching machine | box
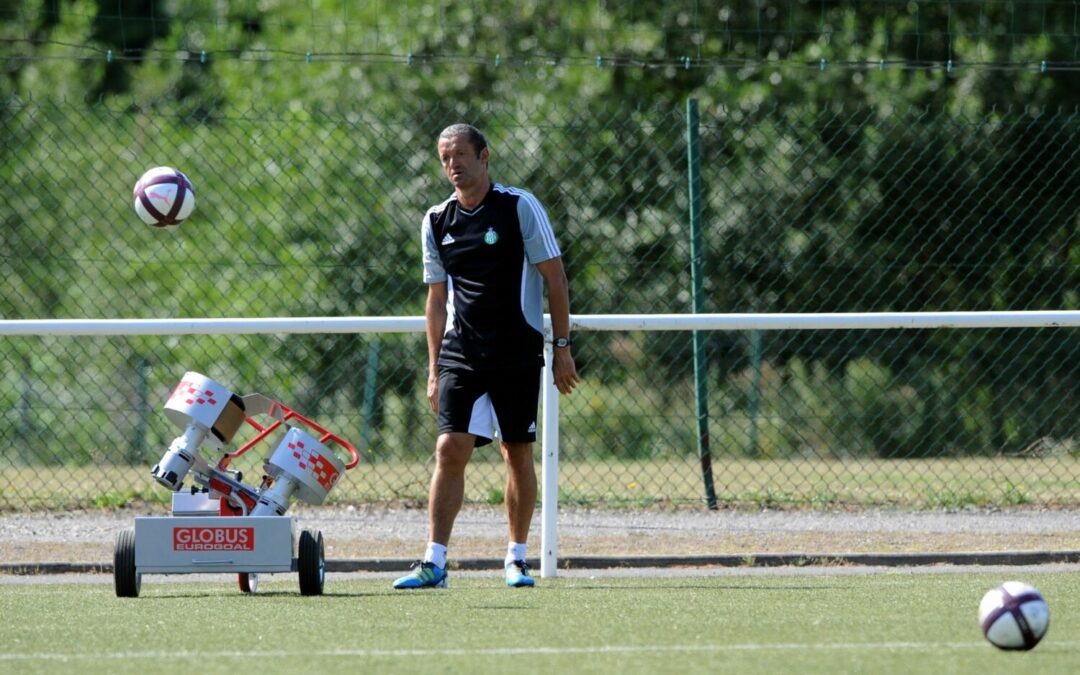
[113,371,359,597]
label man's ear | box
[480,147,490,164]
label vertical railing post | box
[540,319,559,578]
[688,98,718,509]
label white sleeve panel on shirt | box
[515,189,561,264]
[421,210,447,284]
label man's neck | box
[456,181,491,210]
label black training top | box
[421,182,561,370]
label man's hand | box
[552,348,580,395]
[427,371,439,412]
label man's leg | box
[500,440,536,543]
[501,440,537,587]
[430,431,476,545]
[393,431,474,589]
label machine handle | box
[281,407,361,470]
[219,401,360,470]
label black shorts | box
[436,365,541,447]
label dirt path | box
[3,505,1079,565]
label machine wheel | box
[238,572,259,594]
[298,529,324,596]
[113,528,140,598]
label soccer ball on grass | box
[978,581,1049,651]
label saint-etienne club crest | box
[484,227,499,245]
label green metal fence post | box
[360,338,381,455]
[688,98,718,510]
[132,356,149,463]
[18,354,31,462]
[748,329,763,456]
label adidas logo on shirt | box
[441,232,455,245]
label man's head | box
[438,124,490,193]
[439,124,488,156]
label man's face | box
[438,134,488,191]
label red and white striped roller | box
[252,428,347,515]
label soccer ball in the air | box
[978,581,1049,650]
[133,166,195,227]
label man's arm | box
[536,257,580,395]
[425,282,448,412]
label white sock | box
[424,542,448,568]
[505,541,527,566]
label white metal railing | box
[4,311,1080,336]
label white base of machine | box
[134,515,295,574]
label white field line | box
[2,641,1075,661]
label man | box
[393,123,579,589]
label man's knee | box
[435,433,474,473]
[501,442,535,471]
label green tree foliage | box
[87,0,171,98]
[1,2,1077,464]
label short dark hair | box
[438,124,488,156]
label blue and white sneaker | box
[505,560,535,587]
[392,561,448,589]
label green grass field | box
[2,569,1078,674]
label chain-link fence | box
[2,97,1078,511]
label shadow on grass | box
[136,589,388,599]
[551,583,840,592]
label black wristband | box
[553,337,572,348]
